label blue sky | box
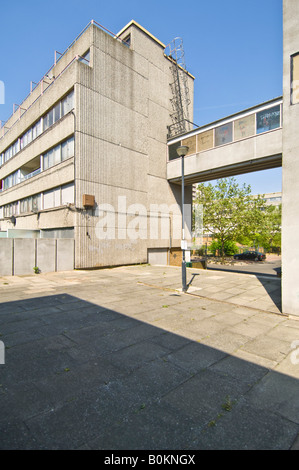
[0,0,283,194]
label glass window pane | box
[61,183,74,204]
[61,136,74,160]
[43,153,48,170]
[48,109,54,127]
[61,141,67,160]
[54,103,61,123]
[62,90,74,116]
[48,149,54,168]
[79,50,90,65]
[43,190,54,209]
[256,105,280,134]
[53,145,61,165]
[215,122,233,146]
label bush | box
[209,240,239,256]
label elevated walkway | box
[167,97,283,184]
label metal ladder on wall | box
[165,37,192,138]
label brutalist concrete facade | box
[0,21,194,269]
[282,0,299,315]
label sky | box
[0,0,283,195]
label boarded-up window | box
[181,136,196,155]
[256,105,280,134]
[215,123,233,146]
[291,53,299,104]
[197,130,213,152]
[234,114,255,140]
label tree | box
[249,204,281,252]
[194,177,267,263]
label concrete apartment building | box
[0,20,194,270]
[1,0,299,316]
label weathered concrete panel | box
[57,239,74,271]
[0,239,13,276]
[14,239,36,275]
[36,239,56,273]
[282,0,299,315]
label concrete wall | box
[167,126,282,184]
[74,23,194,269]
[282,0,299,315]
[0,238,74,275]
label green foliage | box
[194,177,267,262]
[209,240,239,256]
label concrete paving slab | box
[0,264,298,450]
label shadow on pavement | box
[0,293,297,450]
[206,265,282,313]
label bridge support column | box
[282,0,299,316]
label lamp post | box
[176,145,189,292]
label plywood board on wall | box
[181,136,196,155]
[197,130,214,152]
[234,114,255,140]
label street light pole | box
[176,145,189,292]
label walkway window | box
[256,105,280,134]
[215,122,232,146]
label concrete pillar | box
[282,0,299,315]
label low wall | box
[0,238,74,276]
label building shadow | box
[206,265,282,313]
[0,293,296,450]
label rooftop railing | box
[0,20,128,141]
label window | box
[54,103,61,123]
[291,53,299,105]
[4,202,18,217]
[79,50,90,65]
[215,122,233,146]
[12,140,19,156]
[4,146,12,162]
[43,108,54,131]
[53,144,61,165]
[61,90,74,116]
[43,188,60,209]
[20,128,33,149]
[61,136,74,161]
[123,35,131,47]
[43,135,74,171]
[20,194,41,213]
[32,120,42,140]
[61,182,74,205]
[256,105,280,134]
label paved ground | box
[0,265,298,450]
[207,254,281,277]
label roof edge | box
[116,20,166,48]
